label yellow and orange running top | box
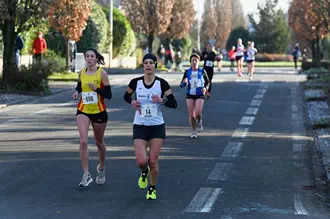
[77,67,106,114]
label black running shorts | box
[235,55,243,61]
[76,110,108,123]
[133,124,166,141]
[186,94,205,100]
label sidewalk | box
[304,77,330,188]
[0,81,75,109]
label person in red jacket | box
[32,31,47,63]
[228,46,236,71]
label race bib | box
[205,60,213,67]
[190,78,201,89]
[82,92,98,105]
[141,104,159,118]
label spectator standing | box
[228,46,236,71]
[15,35,24,69]
[292,43,301,70]
[32,31,47,63]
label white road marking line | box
[253,94,264,99]
[250,100,262,106]
[185,188,223,213]
[239,116,255,125]
[294,194,309,215]
[293,144,304,152]
[232,128,249,138]
[261,79,274,83]
[245,107,259,115]
[35,109,54,114]
[257,89,266,94]
[207,163,233,181]
[292,105,298,112]
[235,79,249,82]
[222,142,243,158]
[201,188,223,212]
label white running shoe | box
[79,173,93,187]
[96,164,106,185]
[190,132,197,139]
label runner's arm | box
[203,70,210,90]
[95,70,112,100]
[180,71,188,87]
[161,79,177,109]
[75,72,82,93]
[123,78,137,104]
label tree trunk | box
[64,38,70,71]
[147,33,154,53]
[1,19,16,82]
[313,36,321,68]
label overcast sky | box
[194,0,291,18]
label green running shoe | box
[146,188,157,200]
[138,167,150,189]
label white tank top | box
[133,80,164,126]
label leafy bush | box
[302,61,330,71]
[77,1,108,53]
[255,53,293,62]
[102,7,137,58]
[7,50,66,93]
[43,50,67,72]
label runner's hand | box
[202,88,206,94]
[131,100,141,110]
[72,91,79,100]
[152,95,162,103]
[88,83,97,91]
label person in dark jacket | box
[15,35,24,69]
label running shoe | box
[146,187,157,200]
[190,131,197,139]
[96,164,106,185]
[138,166,150,189]
[79,173,93,187]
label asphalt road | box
[0,67,329,218]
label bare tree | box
[214,0,232,49]
[200,0,217,47]
[231,0,247,29]
[166,0,195,39]
[121,0,174,52]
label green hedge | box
[77,1,108,53]
[102,7,136,58]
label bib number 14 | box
[141,104,158,118]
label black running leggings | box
[205,67,214,93]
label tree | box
[226,26,250,51]
[289,0,329,66]
[166,0,195,39]
[121,0,174,52]
[214,0,232,49]
[48,0,92,66]
[231,0,247,29]
[249,0,291,53]
[0,0,49,82]
[200,0,217,47]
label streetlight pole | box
[109,0,113,68]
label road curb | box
[0,88,71,109]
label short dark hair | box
[190,53,200,62]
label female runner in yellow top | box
[72,48,112,187]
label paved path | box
[0,68,329,218]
